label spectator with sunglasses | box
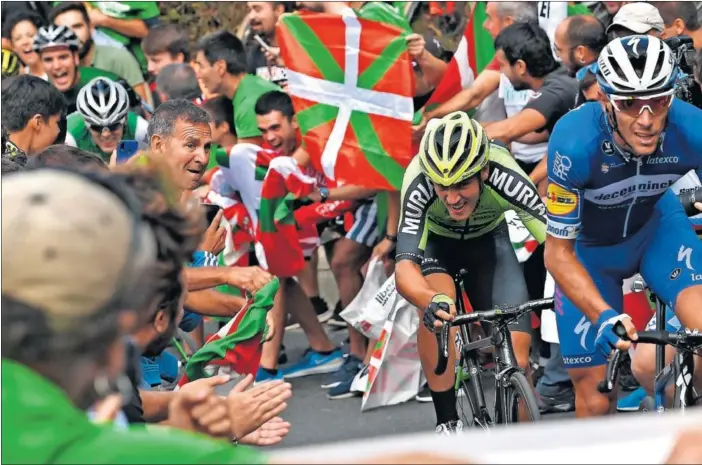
[65,77,148,163]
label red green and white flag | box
[277,10,415,191]
[178,277,280,386]
[256,157,319,277]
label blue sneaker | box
[617,386,647,412]
[321,354,362,389]
[282,348,344,379]
[327,356,363,399]
[254,367,284,384]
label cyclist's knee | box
[630,346,656,389]
[570,367,614,416]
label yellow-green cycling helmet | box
[418,111,489,187]
[2,48,20,77]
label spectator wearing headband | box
[1,74,66,156]
[606,2,664,40]
[653,1,702,49]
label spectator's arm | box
[133,82,152,107]
[386,190,400,236]
[484,109,547,145]
[185,289,247,317]
[515,129,549,145]
[139,390,175,423]
[184,267,229,291]
[326,186,380,202]
[425,70,501,120]
[529,156,548,185]
[415,50,448,89]
[91,13,150,38]
[292,146,311,167]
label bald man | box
[553,15,608,76]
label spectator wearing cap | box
[1,74,65,156]
[50,2,151,106]
[606,2,664,40]
[154,63,202,103]
[652,2,702,49]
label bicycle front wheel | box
[503,371,541,423]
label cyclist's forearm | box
[386,191,400,236]
[185,289,246,317]
[396,260,440,310]
[544,238,612,322]
[184,267,229,291]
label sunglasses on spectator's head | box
[608,90,675,117]
[576,62,599,82]
[89,120,125,133]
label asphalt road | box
[262,326,573,450]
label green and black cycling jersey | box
[65,111,148,162]
[396,142,547,264]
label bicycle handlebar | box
[434,298,554,376]
[597,321,702,393]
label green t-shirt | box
[87,1,160,74]
[232,74,280,140]
[1,359,267,465]
[92,44,145,87]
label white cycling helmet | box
[597,35,678,96]
[77,77,130,127]
[33,25,81,53]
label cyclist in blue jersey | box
[544,35,702,417]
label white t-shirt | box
[497,74,548,164]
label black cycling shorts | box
[420,221,532,335]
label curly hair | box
[112,153,206,322]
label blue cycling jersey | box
[546,99,702,369]
[546,99,702,245]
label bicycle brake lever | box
[434,324,450,376]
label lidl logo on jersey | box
[546,183,578,215]
[584,174,681,205]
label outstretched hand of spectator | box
[199,209,227,255]
[225,266,273,293]
[265,46,284,67]
[168,375,232,438]
[238,417,291,446]
[227,374,292,440]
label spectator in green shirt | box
[193,31,280,146]
[50,2,152,106]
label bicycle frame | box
[451,274,525,426]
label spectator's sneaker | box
[327,301,347,328]
[327,356,364,399]
[350,363,370,394]
[322,354,362,389]
[278,344,288,365]
[535,382,575,414]
[254,367,284,384]
[435,420,463,435]
[415,383,432,403]
[311,296,333,323]
[282,348,344,379]
[617,386,647,412]
[285,313,300,331]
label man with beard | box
[49,2,150,106]
[245,2,294,86]
[483,22,579,145]
[33,24,138,114]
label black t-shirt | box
[245,36,287,85]
[122,380,146,424]
[524,65,579,133]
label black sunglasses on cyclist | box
[89,120,125,133]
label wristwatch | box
[385,234,398,242]
[319,186,330,203]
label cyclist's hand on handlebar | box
[594,309,637,357]
[423,294,456,332]
[695,202,702,212]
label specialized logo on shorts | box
[601,140,615,155]
[670,268,681,280]
[546,183,578,215]
[552,152,572,181]
[678,245,694,271]
[574,316,591,351]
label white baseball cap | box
[606,2,665,34]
